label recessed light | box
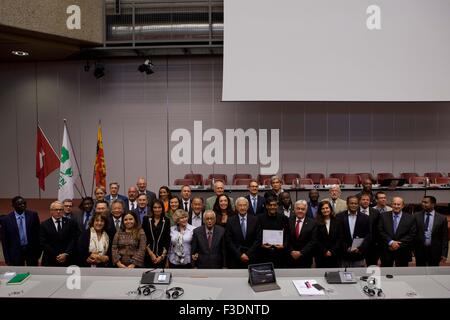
[11,51,29,56]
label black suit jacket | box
[378,211,417,263]
[225,214,261,268]
[314,218,344,266]
[414,211,448,263]
[336,211,370,261]
[142,216,171,257]
[366,207,381,246]
[40,217,79,266]
[106,215,123,241]
[287,216,317,267]
[180,198,193,215]
[1,211,41,266]
[245,195,265,215]
[191,225,226,268]
[77,229,112,267]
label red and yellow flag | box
[94,122,106,188]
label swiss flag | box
[36,126,60,191]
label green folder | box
[7,272,31,285]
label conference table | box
[170,184,450,204]
[1,266,450,300]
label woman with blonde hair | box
[168,209,194,268]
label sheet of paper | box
[351,238,364,249]
[292,279,325,296]
[262,230,283,246]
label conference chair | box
[207,174,228,185]
[282,173,301,185]
[184,174,203,186]
[306,173,325,184]
[232,174,252,184]
[319,178,341,185]
[174,178,195,186]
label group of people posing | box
[1,176,448,269]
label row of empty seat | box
[174,172,450,186]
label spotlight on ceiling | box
[94,63,105,79]
[138,59,154,75]
[11,50,29,56]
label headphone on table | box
[362,276,383,297]
[137,284,156,296]
[166,286,184,299]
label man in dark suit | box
[355,178,376,207]
[133,194,149,225]
[137,177,156,206]
[191,210,226,268]
[359,193,381,266]
[378,196,417,267]
[306,189,320,219]
[104,182,129,209]
[180,185,193,215]
[1,196,41,266]
[40,201,79,267]
[277,191,294,219]
[414,196,448,266]
[287,200,317,268]
[336,196,370,267]
[188,196,204,229]
[245,179,265,215]
[225,197,261,268]
[73,197,94,233]
[106,199,125,240]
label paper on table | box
[293,279,325,296]
[351,238,364,249]
[262,230,283,246]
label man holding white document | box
[257,196,289,268]
[335,195,370,267]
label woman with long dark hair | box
[314,200,343,268]
[142,199,171,268]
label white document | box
[262,230,283,246]
[292,280,325,296]
[351,238,364,249]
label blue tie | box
[17,215,28,246]
[393,214,400,234]
[240,217,247,238]
[424,213,431,231]
[252,197,257,213]
[84,212,91,229]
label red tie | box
[207,231,212,249]
[295,219,302,239]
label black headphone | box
[362,276,383,297]
[137,284,156,296]
[363,285,383,297]
[166,286,184,299]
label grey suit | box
[191,225,226,268]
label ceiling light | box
[94,63,105,79]
[12,51,29,56]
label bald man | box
[378,197,417,267]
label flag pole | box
[35,62,41,200]
[64,118,87,198]
[91,119,101,197]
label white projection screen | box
[222,0,450,101]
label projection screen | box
[222,0,450,101]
